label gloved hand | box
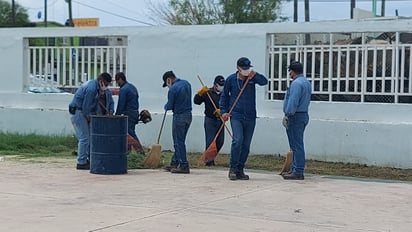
[197,85,209,96]
[282,116,288,129]
[213,109,221,117]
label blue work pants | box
[286,113,309,175]
[172,113,192,168]
[70,110,90,165]
[229,118,256,171]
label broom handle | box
[157,111,167,144]
[211,75,251,142]
[197,75,232,138]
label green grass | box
[0,132,411,181]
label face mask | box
[216,85,224,93]
[240,68,251,76]
[99,81,108,91]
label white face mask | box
[99,81,108,91]
[240,68,251,76]
[216,85,224,93]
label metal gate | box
[27,42,127,91]
[268,31,412,103]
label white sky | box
[16,0,412,27]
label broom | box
[196,75,232,138]
[144,111,167,168]
[279,149,293,175]
[199,75,251,164]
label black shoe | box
[228,168,238,180]
[171,166,190,174]
[76,162,90,170]
[236,171,249,180]
[279,171,292,176]
[205,160,215,166]
[282,173,304,180]
[163,163,178,172]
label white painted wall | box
[1,18,411,168]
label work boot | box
[76,162,90,170]
[228,168,238,180]
[282,173,304,180]
[163,163,178,172]
[236,170,249,180]
[171,166,190,174]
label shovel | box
[144,111,167,168]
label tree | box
[0,0,29,27]
[220,0,288,24]
[147,0,289,25]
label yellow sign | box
[73,18,99,27]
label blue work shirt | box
[116,81,139,114]
[219,71,268,120]
[283,74,312,116]
[96,89,114,115]
[69,79,100,117]
[164,78,192,114]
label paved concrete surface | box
[1,160,411,232]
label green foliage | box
[0,132,77,156]
[220,0,287,24]
[0,0,30,27]
[151,0,289,25]
[1,133,410,181]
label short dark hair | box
[115,72,126,81]
[288,61,303,74]
[99,72,112,83]
[162,71,176,87]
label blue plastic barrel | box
[90,115,128,174]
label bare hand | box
[221,113,230,121]
[248,69,256,80]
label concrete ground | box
[1,159,411,232]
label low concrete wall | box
[1,19,412,168]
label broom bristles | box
[144,143,161,168]
[279,150,293,175]
[199,141,218,164]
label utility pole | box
[293,0,298,22]
[65,0,74,26]
[44,0,47,27]
[304,0,310,45]
[350,0,356,19]
[11,0,15,25]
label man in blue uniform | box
[282,61,312,180]
[115,72,144,154]
[69,72,112,170]
[162,71,192,174]
[220,57,268,180]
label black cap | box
[288,61,303,73]
[162,71,175,87]
[214,75,225,86]
[237,57,253,68]
[99,72,112,83]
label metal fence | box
[28,45,127,90]
[268,31,412,104]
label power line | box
[71,0,154,26]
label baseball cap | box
[288,61,303,73]
[237,57,253,68]
[214,75,225,86]
[162,71,175,87]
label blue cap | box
[237,57,253,68]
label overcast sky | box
[16,0,412,27]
